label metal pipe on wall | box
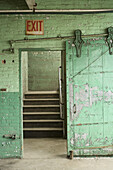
[0,9,113,14]
[9,33,108,45]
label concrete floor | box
[0,138,113,170]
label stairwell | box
[23,91,63,138]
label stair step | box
[23,99,59,101]
[23,107,60,112]
[23,113,61,120]
[23,128,63,131]
[23,91,62,138]
[23,121,63,128]
[23,99,59,105]
[25,91,59,94]
[23,120,63,122]
[24,93,59,99]
[23,112,60,115]
[23,105,60,107]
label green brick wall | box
[1,13,113,93]
[36,0,113,9]
[0,92,22,158]
[28,51,61,91]
[0,0,29,10]
[0,11,113,158]
[22,51,28,95]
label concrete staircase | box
[23,91,63,138]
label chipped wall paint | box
[0,92,22,158]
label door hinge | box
[107,27,113,55]
[74,29,84,58]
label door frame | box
[19,48,66,157]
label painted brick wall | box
[22,51,28,95]
[1,13,113,92]
[0,12,113,158]
[0,0,29,10]
[36,0,113,9]
[28,51,61,91]
[0,92,22,158]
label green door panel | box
[66,38,113,156]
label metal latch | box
[73,104,76,114]
[107,27,113,55]
[3,134,17,140]
[74,30,84,58]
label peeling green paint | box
[66,38,113,156]
[0,92,22,158]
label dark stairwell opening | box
[21,50,65,138]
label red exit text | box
[26,20,44,35]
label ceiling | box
[0,0,35,10]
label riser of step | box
[23,91,62,138]
[23,122,63,128]
[23,107,60,112]
[23,114,60,120]
[25,94,59,99]
[23,131,63,138]
[23,100,59,105]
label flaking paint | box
[66,38,113,156]
[73,84,113,121]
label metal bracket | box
[3,134,16,140]
[2,48,14,53]
[73,104,76,114]
[107,27,113,55]
[69,151,73,160]
[74,30,84,58]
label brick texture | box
[36,0,113,9]
[0,0,28,10]
[0,8,113,158]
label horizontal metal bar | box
[10,33,108,44]
[1,9,113,13]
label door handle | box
[73,104,76,114]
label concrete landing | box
[0,139,113,170]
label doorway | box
[20,49,66,141]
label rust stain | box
[72,144,113,150]
[76,123,82,126]
[72,121,113,126]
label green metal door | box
[66,37,113,157]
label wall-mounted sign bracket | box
[74,30,84,58]
[107,27,113,55]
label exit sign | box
[26,20,44,35]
